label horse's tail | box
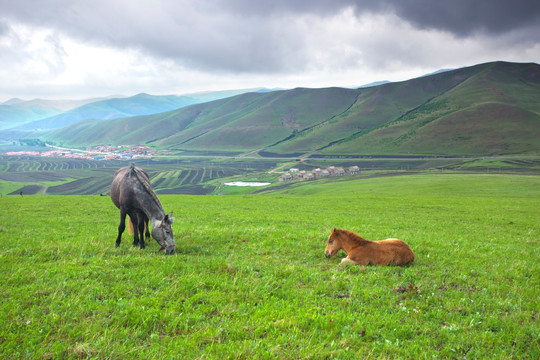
[128,217,134,235]
[127,217,149,237]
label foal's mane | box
[338,229,370,245]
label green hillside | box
[42,61,540,156]
[323,62,540,156]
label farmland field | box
[2,154,539,197]
[0,156,279,196]
[0,174,539,359]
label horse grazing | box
[111,164,175,254]
[325,228,414,266]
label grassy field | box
[0,174,538,359]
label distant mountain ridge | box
[0,89,270,132]
[37,61,540,156]
[13,93,200,131]
[2,98,26,105]
[0,97,114,130]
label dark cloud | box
[219,0,540,35]
[387,0,540,36]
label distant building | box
[279,164,361,182]
[279,173,293,181]
[327,166,337,175]
[312,168,323,178]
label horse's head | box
[325,228,343,258]
[152,212,175,254]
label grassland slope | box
[323,61,540,156]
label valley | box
[1,61,539,196]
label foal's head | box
[325,228,343,258]
[152,212,175,254]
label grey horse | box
[110,164,175,254]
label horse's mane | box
[130,164,163,210]
[338,229,370,245]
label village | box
[5,145,163,160]
[85,145,157,160]
[279,165,360,182]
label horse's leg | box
[116,209,127,247]
[144,215,150,242]
[137,213,146,249]
[128,212,140,247]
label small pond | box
[223,181,271,187]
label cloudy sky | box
[1,0,539,101]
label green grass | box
[0,174,538,359]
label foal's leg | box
[341,256,369,265]
[116,209,127,247]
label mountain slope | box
[42,61,540,156]
[44,87,360,149]
[322,61,540,155]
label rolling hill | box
[42,61,540,156]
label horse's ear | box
[165,212,175,225]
